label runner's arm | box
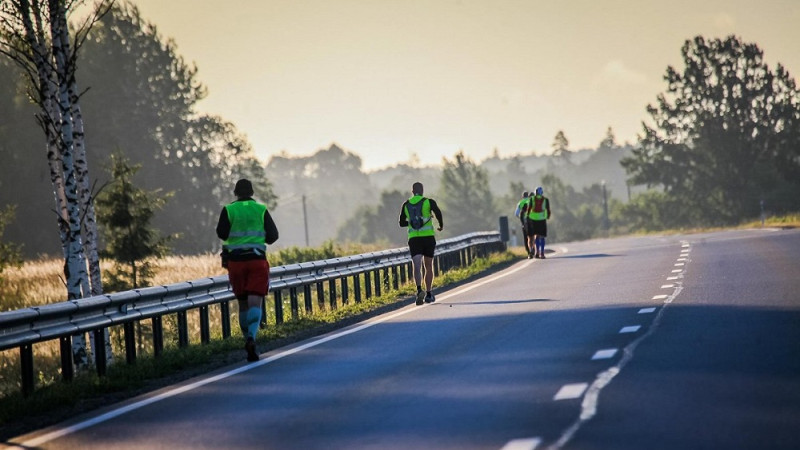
[398,201,409,228]
[216,208,230,240]
[429,199,444,229]
[263,210,279,245]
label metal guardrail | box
[0,231,504,396]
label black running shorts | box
[526,220,547,237]
[408,236,436,257]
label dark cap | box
[234,179,254,197]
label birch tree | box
[0,0,112,368]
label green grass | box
[0,250,515,439]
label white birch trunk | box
[57,4,112,364]
[49,0,89,367]
[18,0,69,243]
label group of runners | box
[216,179,548,361]
[514,187,551,259]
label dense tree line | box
[622,35,800,225]
[3,19,797,262]
[0,3,274,258]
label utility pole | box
[302,195,309,247]
[602,180,610,236]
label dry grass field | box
[0,254,226,312]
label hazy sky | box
[125,0,799,171]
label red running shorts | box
[227,259,270,297]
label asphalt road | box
[8,228,800,450]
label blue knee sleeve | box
[246,307,262,339]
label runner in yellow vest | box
[216,179,279,361]
[514,190,530,255]
[398,182,443,305]
[522,186,551,259]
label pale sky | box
[124,0,799,171]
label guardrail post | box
[433,256,441,277]
[124,321,137,364]
[200,306,210,344]
[93,329,107,377]
[153,316,164,356]
[383,268,390,292]
[392,266,399,290]
[59,336,73,382]
[21,344,34,397]
[341,277,349,305]
[304,285,313,314]
[316,282,325,310]
[373,270,381,297]
[399,264,406,284]
[274,290,284,324]
[178,312,189,348]
[364,272,372,299]
[353,274,362,303]
[290,287,299,320]
[220,301,230,338]
[328,279,337,309]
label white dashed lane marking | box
[652,295,668,300]
[554,383,589,400]
[638,307,656,314]
[501,437,542,450]
[591,349,618,360]
[661,284,674,288]
[619,325,641,334]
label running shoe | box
[245,337,259,362]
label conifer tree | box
[96,154,171,291]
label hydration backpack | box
[407,198,428,230]
[532,196,545,213]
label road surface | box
[8,228,800,449]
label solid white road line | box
[554,383,589,400]
[11,258,539,448]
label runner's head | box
[535,186,543,196]
[521,191,529,198]
[234,179,254,198]
[412,182,424,196]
